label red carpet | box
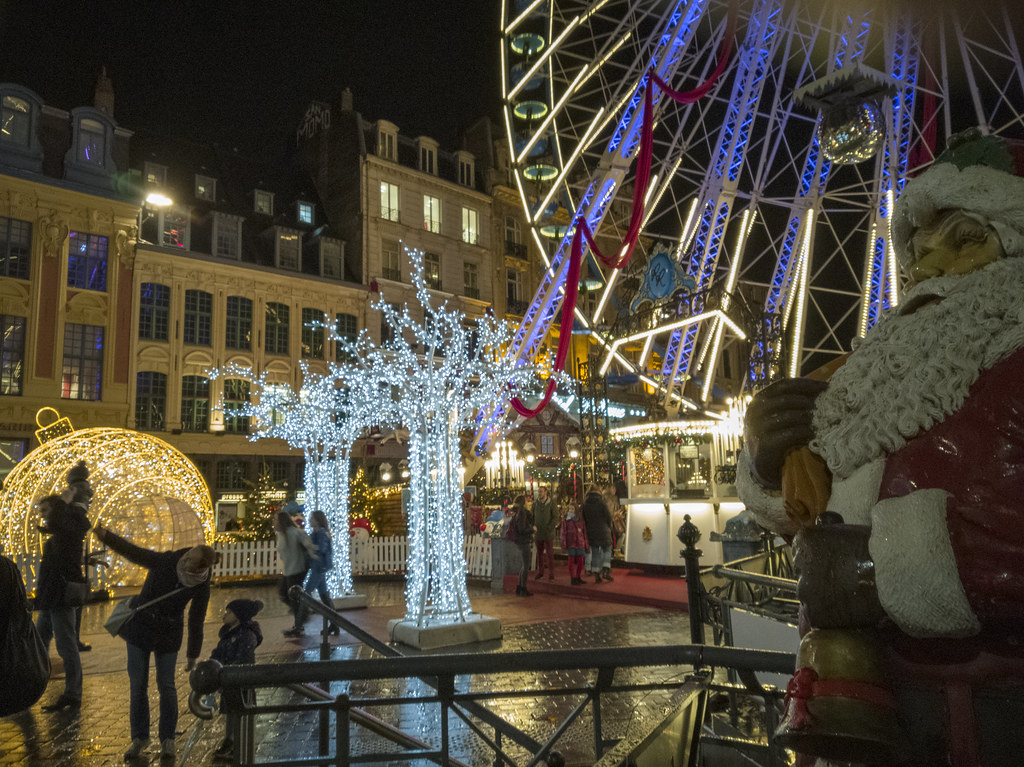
[503,564,689,611]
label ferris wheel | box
[498,0,1024,417]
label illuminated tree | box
[338,247,554,626]
[213,246,556,626]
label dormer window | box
[77,118,106,166]
[195,174,216,202]
[417,137,438,176]
[457,151,475,187]
[144,162,166,187]
[1,95,30,146]
[378,124,397,161]
[275,227,301,270]
[296,201,314,225]
[255,190,274,215]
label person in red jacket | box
[559,505,589,585]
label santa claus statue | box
[739,129,1024,766]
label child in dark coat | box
[210,598,263,762]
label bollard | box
[677,514,705,644]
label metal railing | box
[190,589,796,767]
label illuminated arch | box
[0,414,213,587]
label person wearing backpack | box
[509,495,535,597]
[303,510,340,636]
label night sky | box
[0,1,502,153]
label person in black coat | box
[91,523,219,761]
[34,494,90,711]
[581,486,614,584]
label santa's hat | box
[891,129,1024,270]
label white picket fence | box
[14,534,496,593]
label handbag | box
[0,557,50,716]
[61,578,91,607]
[104,586,187,638]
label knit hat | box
[892,129,1024,271]
[226,598,263,624]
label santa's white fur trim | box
[826,459,885,526]
[892,162,1024,269]
[811,257,1024,479]
[736,451,796,536]
[869,488,980,638]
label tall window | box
[223,379,250,434]
[420,146,435,175]
[76,118,105,165]
[183,289,212,346]
[461,207,479,244]
[505,216,521,243]
[138,283,170,341]
[0,216,31,279]
[217,460,248,491]
[459,158,474,187]
[423,195,441,233]
[265,302,289,355]
[135,371,167,430]
[301,307,325,359]
[424,252,442,290]
[540,434,555,455]
[335,313,358,361]
[321,239,343,278]
[181,375,210,432]
[215,214,240,259]
[464,261,479,299]
[225,296,252,350]
[62,323,103,401]
[0,315,25,395]
[264,383,292,427]
[277,231,300,270]
[1,95,30,146]
[67,231,107,291]
[381,238,401,281]
[378,130,396,161]
[380,182,399,222]
[507,268,523,302]
[297,202,314,224]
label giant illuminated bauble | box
[819,101,884,166]
[0,427,213,587]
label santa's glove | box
[793,512,886,629]
[743,377,829,490]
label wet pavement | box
[0,577,700,766]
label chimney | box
[340,87,353,112]
[94,66,115,116]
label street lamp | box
[380,462,393,483]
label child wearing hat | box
[209,598,263,762]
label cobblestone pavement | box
[0,579,700,766]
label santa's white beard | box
[811,257,1024,480]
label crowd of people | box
[504,482,627,596]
